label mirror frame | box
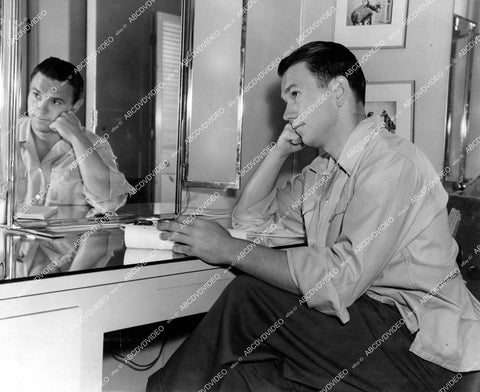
[1,0,198,225]
[443,14,477,190]
[181,0,247,189]
[1,0,22,228]
[0,0,249,227]
[177,0,195,207]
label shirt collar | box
[18,117,72,160]
[337,115,386,176]
[18,117,31,143]
[304,116,385,176]
[304,152,329,175]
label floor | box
[102,314,204,392]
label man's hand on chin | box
[49,111,84,143]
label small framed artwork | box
[334,0,409,49]
[365,81,415,142]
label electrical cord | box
[111,338,166,371]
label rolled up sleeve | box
[83,137,134,212]
[286,152,446,323]
[232,173,306,244]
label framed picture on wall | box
[334,0,409,49]
[365,81,415,141]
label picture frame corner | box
[365,80,415,142]
[333,0,407,50]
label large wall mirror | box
[0,0,246,228]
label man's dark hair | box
[278,41,366,105]
[31,57,84,103]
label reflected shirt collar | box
[18,117,32,143]
[18,117,71,157]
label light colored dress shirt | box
[232,116,480,372]
[16,118,133,215]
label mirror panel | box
[0,2,6,225]
[3,0,247,226]
[92,0,183,215]
[6,0,191,225]
[183,0,245,188]
[1,0,22,227]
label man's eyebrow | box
[281,83,299,100]
[283,83,299,94]
[42,91,65,102]
[30,86,64,101]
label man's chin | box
[31,119,53,134]
[32,126,55,134]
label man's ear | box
[72,98,84,113]
[329,76,349,106]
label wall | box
[25,0,86,122]
[454,0,480,18]
[35,0,86,66]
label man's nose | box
[283,102,297,122]
[34,99,48,114]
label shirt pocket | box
[301,197,318,216]
[15,169,28,204]
[326,199,349,247]
[49,167,85,205]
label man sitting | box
[148,41,480,391]
[16,57,132,217]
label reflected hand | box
[157,217,234,265]
[49,110,83,143]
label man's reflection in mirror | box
[15,57,133,218]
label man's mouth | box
[32,116,50,122]
[292,122,305,138]
[291,121,305,131]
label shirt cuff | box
[83,168,133,212]
[286,246,350,323]
[231,188,278,233]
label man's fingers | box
[157,219,194,234]
[60,111,80,124]
[284,130,303,146]
[289,134,303,146]
[282,123,297,135]
[282,124,302,140]
[49,119,61,132]
[176,214,197,227]
[160,231,189,244]
[172,244,192,256]
[157,220,182,232]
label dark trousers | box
[147,275,456,392]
